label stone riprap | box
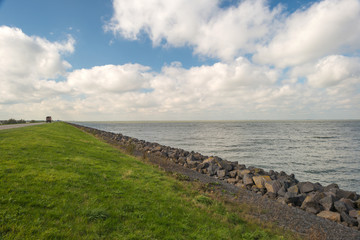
[70,123,360,231]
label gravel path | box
[0,122,45,130]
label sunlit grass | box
[0,122,296,239]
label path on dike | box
[0,122,45,130]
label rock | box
[355,199,360,209]
[251,185,260,192]
[217,169,227,179]
[252,176,271,189]
[277,186,287,197]
[235,182,246,189]
[301,192,325,214]
[203,157,216,164]
[265,192,277,199]
[265,180,282,194]
[319,195,335,211]
[186,160,199,169]
[317,211,341,222]
[334,200,349,213]
[324,183,339,192]
[340,212,358,227]
[227,178,238,184]
[277,197,287,205]
[299,182,316,193]
[239,169,251,176]
[284,192,305,206]
[207,164,218,176]
[329,188,357,201]
[229,170,238,178]
[349,210,360,219]
[243,174,254,186]
[287,185,299,194]
[340,198,355,210]
[196,162,209,171]
[253,168,265,175]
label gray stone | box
[207,164,218,176]
[277,186,287,197]
[229,170,238,178]
[284,192,305,206]
[340,212,358,227]
[217,169,227,179]
[334,200,349,213]
[356,199,360,209]
[317,211,341,222]
[349,210,359,219]
[243,174,254,186]
[265,192,277,199]
[186,160,199,168]
[299,182,316,193]
[196,162,209,170]
[227,178,238,184]
[252,175,271,189]
[329,188,357,201]
[319,195,335,211]
[287,185,299,194]
[324,183,339,192]
[265,180,282,194]
[340,198,355,211]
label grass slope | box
[0,122,290,239]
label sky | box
[0,0,359,121]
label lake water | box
[75,120,360,193]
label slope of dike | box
[1,122,299,239]
[69,122,360,240]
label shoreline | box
[69,122,360,236]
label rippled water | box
[75,120,360,193]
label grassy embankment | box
[0,122,296,239]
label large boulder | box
[340,212,358,227]
[319,195,335,211]
[287,185,299,194]
[243,174,254,186]
[299,182,316,194]
[300,192,325,214]
[284,192,305,206]
[217,169,227,179]
[252,176,271,189]
[328,188,357,201]
[334,200,349,213]
[265,180,282,194]
[317,211,341,222]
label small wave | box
[313,136,337,139]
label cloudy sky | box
[0,0,359,121]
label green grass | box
[0,122,294,239]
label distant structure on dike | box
[46,116,52,123]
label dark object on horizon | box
[46,116,52,123]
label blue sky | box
[0,0,359,120]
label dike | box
[69,122,360,239]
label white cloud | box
[0,26,74,104]
[306,55,360,88]
[254,0,360,67]
[106,0,281,60]
[67,64,153,94]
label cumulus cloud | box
[254,0,360,67]
[0,26,74,104]
[67,64,153,94]
[106,0,281,60]
[306,55,360,88]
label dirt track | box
[0,122,45,130]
